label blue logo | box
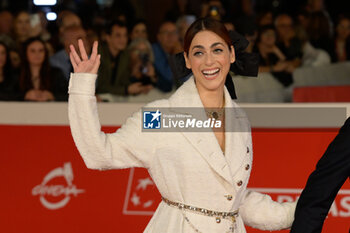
[143,110,161,129]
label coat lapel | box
[168,76,238,185]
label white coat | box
[68,73,296,233]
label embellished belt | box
[161,196,239,233]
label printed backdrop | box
[1,125,349,233]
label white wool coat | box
[68,73,296,233]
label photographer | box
[128,38,155,93]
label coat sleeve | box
[239,190,296,230]
[290,117,350,233]
[68,73,155,170]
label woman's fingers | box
[92,54,101,74]
[69,52,78,71]
[70,44,81,65]
[78,39,88,61]
[90,41,98,62]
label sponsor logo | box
[143,110,161,129]
[32,162,85,210]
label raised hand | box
[69,39,100,74]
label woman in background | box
[19,37,67,101]
[0,41,20,100]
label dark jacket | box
[290,117,350,233]
[96,43,130,96]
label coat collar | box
[168,76,250,187]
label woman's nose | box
[205,53,215,66]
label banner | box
[1,125,348,233]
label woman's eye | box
[213,48,223,53]
[193,51,203,56]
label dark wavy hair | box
[0,41,13,83]
[19,37,52,92]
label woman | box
[20,37,67,101]
[0,41,20,100]
[331,16,350,62]
[68,18,295,232]
[128,38,156,90]
[254,25,294,87]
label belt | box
[161,196,239,233]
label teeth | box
[203,68,219,75]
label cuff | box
[68,73,97,96]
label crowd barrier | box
[1,102,349,233]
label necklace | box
[205,108,225,120]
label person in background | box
[275,14,303,73]
[97,20,148,97]
[233,0,256,37]
[200,0,226,21]
[0,10,15,50]
[152,21,182,92]
[19,37,67,101]
[128,38,155,92]
[0,41,20,100]
[129,19,148,41]
[306,11,333,56]
[51,10,82,52]
[256,10,274,27]
[50,25,90,80]
[331,16,350,62]
[254,25,293,87]
[12,11,32,46]
[176,15,196,45]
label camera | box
[139,52,150,74]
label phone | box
[30,14,41,27]
[209,6,219,17]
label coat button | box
[225,195,233,201]
[216,217,221,223]
[245,164,250,170]
[246,147,249,153]
[237,180,243,186]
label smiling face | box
[184,30,235,94]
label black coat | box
[290,117,350,233]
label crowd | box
[0,0,349,102]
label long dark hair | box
[183,17,232,55]
[0,41,13,83]
[19,37,52,92]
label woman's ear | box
[184,52,191,69]
[229,45,235,64]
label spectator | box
[233,0,256,36]
[331,16,350,62]
[254,25,293,87]
[51,10,82,51]
[176,15,196,45]
[256,10,274,27]
[13,11,32,45]
[97,20,149,96]
[200,0,226,21]
[0,10,15,49]
[19,37,67,101]
[275,14,303,72]
[152,21,182,92]
[306,11,333,56]
[129,19,148,41]
[128,38,155,92]
[0,41,20,100]
[50,25,90,80]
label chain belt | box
[161,196,239,233]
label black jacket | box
[290,117,350,233]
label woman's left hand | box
[69,39,100,74]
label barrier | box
[293,85,350,102]
[1,102,349,233]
